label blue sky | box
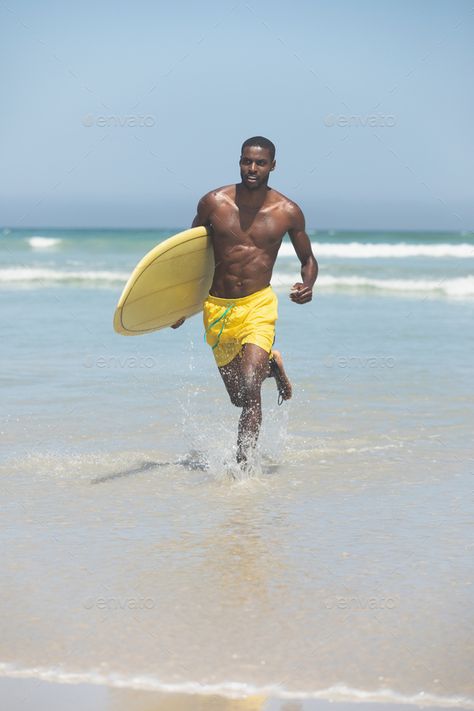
[2,0,473,230]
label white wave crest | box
[271,273,474,298]
[278,242,474,259]
[0,663,472,708]
[28,236,62,249]
[0,267,128,286]
[2,267,474,299]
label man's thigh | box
[218,353,244,404]
[239,343,271,386]
[218,344,270,400]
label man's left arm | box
[287,204,318,304]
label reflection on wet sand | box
[107,689,269,711]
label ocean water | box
[1,227,473,708]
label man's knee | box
[229,391,244,408]
[240,371,262,405]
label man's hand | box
[290,282,313,304]
[170,317,186,329]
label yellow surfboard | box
[113,226,214,335]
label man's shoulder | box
[199,184,235,205]
[269,188,303,216]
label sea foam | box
[0,663,472,708]
[271,273,474,298]
[2,267,474,299]
[278,242,474,259]
[0,267,128,286]
[28,236,62,249]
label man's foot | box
[269,350,292,405]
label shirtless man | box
[172,136,318,464]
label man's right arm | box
[191,192,214,228]
[171,193,213,329]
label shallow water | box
[1,228,473,706]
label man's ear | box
[270,160,276,172]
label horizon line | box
[3,226,473,235]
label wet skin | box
[173,145,318,463]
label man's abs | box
[209,242,277,298]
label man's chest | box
[211,206,288,248]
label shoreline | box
[0,673,472,711]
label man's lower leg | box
[236,394,262,464]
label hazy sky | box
[2,0,473,230]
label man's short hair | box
[241,136,276,161]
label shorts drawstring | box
[204,302,235,350]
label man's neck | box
[236,182,270,210]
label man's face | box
[239,146,275,190]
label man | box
[172,136,318,464]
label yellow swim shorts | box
[203,286,278,368]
